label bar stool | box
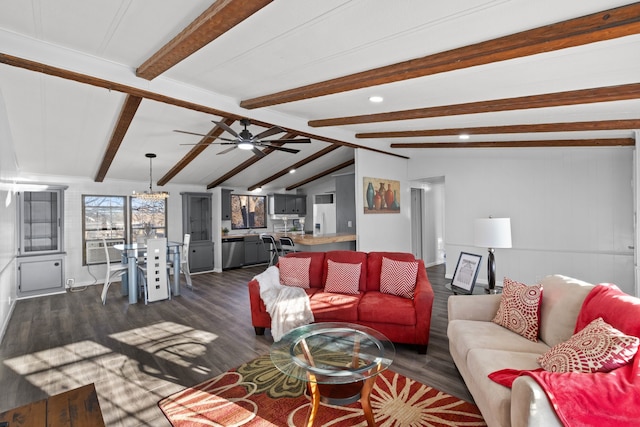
[260,234,281,266]
[279,236,296,255]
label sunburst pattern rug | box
[159,354,485,426]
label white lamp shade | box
[474,218,512,248]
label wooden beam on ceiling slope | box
[206,132,297,189]
[308,82,640,127]
[157,117,236,186]
[240,2,640,109]
[136,0,272,80]
[356,119,640,138]
[248,144,341,191]
[390,138,635,149]
[94,95,142,182]
[286,160,355,191]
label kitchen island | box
[274,232,357,251]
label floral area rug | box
[159,354,486,426]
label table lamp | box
[474,217,512,293]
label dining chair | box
[168,234,193,290]
[100,238,128,305]
[138,237,171,304]
[279,236,296,255]
[260,234,281,266]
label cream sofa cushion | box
[538,275,594,347]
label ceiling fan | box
[175,118,311,158]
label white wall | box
[0,90,19,342]
[355,149,412,252]
[408,147,635,295]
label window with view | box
[82,195,126,265]
[231,194,266,230]
[130,196,167,241]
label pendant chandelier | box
[133,153,169,200]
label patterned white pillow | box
[492,277,543,342]
[324,260,361,295]
[538,317,640,373]
[279,257,311,288]
[380,257,419,299]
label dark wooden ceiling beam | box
[206,132,297,189]
[157,118,236,186]
[94,95,142,182]
[309,82,640,127]
[286,160,355,191]
[390,138,635,149]
[136,0,272,80]
[248,145,341,191]
[356,119,640,138]
[240,2,640,109]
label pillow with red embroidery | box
[279,256,311,289]
[538,317,640,373]
[492,277,543,342]
[380,257,419,299]
[324,260,361,295]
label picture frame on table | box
[450,252,482,295]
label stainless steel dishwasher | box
[222,237,244,269]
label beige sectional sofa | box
[447,275,595,427]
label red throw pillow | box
[324,260,361,295]
[538,317,640,373]
[379,257,419,299]
[492,277,543,342]
[279,256,311,288]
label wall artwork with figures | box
[364,177,400,214]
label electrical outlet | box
[66,278,75,288]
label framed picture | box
[450,252,482,294]
[363,177,400,214]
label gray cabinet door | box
[221,189,232,220]
[18,254,65,296]
[189,241,214,272]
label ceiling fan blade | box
[262,144,300,154]
[216,146,237,155]
[253,126,285,141]
[174,129,236,142]
[261,138,312,144]
[252,147,267,158]
[212,120,239,138]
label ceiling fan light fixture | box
[133,153,169,200]
[237,141,254,150]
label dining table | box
[113,241,182,304]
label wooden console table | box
[0,383,105,427]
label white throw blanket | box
[255,266,314,342]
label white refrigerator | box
[313,203,336,235]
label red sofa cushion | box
[281,252,326,289]
[366,252,417,292]
[358,291,417,326]
[322,251,368,292]
[310,291,361,322]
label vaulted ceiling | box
[0,0,638,192]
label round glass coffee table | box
[270,322,395,427]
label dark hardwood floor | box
[0,263,470,426]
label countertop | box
[221,232,357,245]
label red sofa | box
[248,250,435,353]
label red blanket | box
[489,284,640,427]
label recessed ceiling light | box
[289,169,296,174]
[459,134,470,140]
[369,95,384,103]
[252,187,262,193]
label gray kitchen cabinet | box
[221,189,232,221]
[17,188,67,297]
[244,235,269,265]
[271,194,307,215]
[182,192,214,272]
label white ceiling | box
[0,0,638,191]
